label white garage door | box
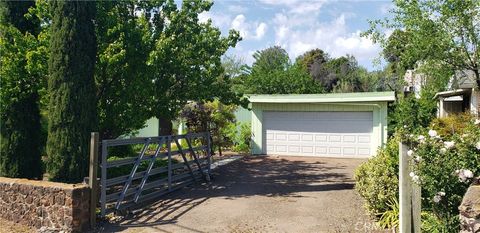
[264,111,373,158]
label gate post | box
[88,132,99,229]
[167,136,172,191]
[399,142,421,233]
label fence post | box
[207,133,212,176]
[167,136,172,191]
[100,140,107,217]
[399,142,412,232]
[412,182,421,233]
[88,132,99,229]
[399,142,422,233]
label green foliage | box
[232,122,251,153]
[107,156,175,178]
[421,211,451,233]
[240,62,324,94]
[388,91,437,136]
[355,134,399,217]
[149,0,242,126]
[180,100,237,154]
[108,145,137,159]
[250,45,290,74]
[95,1,158,139]
[0,0,43,179]
[365,0,480,86]
[377,197,399,230]
[46,0,97,183]
[296,49,389,93]
[407,115,480,231]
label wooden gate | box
[89,132,212,218]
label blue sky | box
[198,0,394,71]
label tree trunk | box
[218,144,222,157]
[158,117,172,136]
[474,68,480,89]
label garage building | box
[249,92,395,158]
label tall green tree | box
[46,0,97,182]
[149,0,242,135]
[95,1,162,139]
[0,0,43,179]
[249,46,290,74]
[365,0,480,87]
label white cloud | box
[254,22,268,40]
[289,2,324,14]
[231,14,268,40]
[258,0,301,6]
[198,11,232,29]
[272,13,381,66]
[228,5,247,13]
[231,14,249,38]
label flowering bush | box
[405,115,480,231]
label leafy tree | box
[149,0,241,135]
[249,45,290,74]
[383,30,416,74]
[365,0,480,87]
[326,55,362,92]
[240,63,324,94]
[296,49,329,77]
[180,100,236,156]
[236,46,324,94]
[46,0,97,182]
[0,0,43,179]
[222,54,247,79]
[95,1,161,139]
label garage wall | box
[251,102,388,156]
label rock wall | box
[459,183,480,233]
[0,177,90,232]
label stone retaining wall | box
[0,177,90,232]
[459,182,480,233]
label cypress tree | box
[0,0,43,179]
[47,0,97,183]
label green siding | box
[234,107,251,124]
[251,102,389,156]
[136,117,159,137]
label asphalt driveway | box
[102,156,379,233]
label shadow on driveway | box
[101,156,377,233]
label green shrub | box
[377,197,399,229]
[355,134,400,217]
[421,211,451,233]
[388,91,437,137]
[108,145,136,158]
[232,122,251,153]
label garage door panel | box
[289,145,301,153]
[315,135,327,142]
[343,135,356,143]
[358,135,371,143]
[358,148,371,156]
[264,111,373,158]
[329,135,342,142]
[288,134,301,141]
